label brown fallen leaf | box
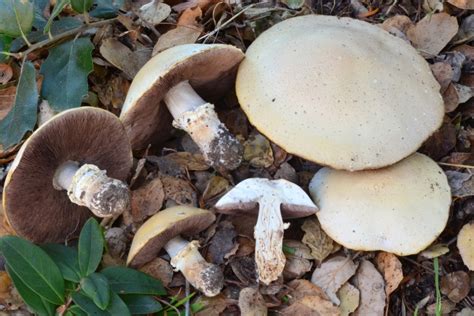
[194,294,228,316]
[380,15,414,39]
[131,177,165,222]
[337,283,360,316]
[172,0,218,12]
[238,287,267,316]
[140,257,174,287]
[274,162,298,183]
[375,252,403,296]
[353,260,386,316]
[206,221,238,264]
[286,279,329,303]
[235,236,255,257]
[230,256,258,285]
[430,62,454,93]
[0,64,13,85]
[0,85,15,120]
[440,271,470,303]
[448,0,474,9]
[301,216,337,262]
[311,256,358,305]
[164,152,209,171]
[407,13,459,57]
[446,171,474,198]
[243,133,274,168]
[161,175,198,206]
[202,176,230,201]
[426,299,456,315]
[281,295,339,316]
[420,121,456,160]
[283,252,313,280]
[138,0,171,25]
[457,222,474,270]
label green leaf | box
[6,265,56,316]
[66,305,88,316]
[39,36,93,111]
[72,291,131,315]
[0,236,64,305]
[42,244,81,283]
[33,0,48,29]
[81,273,110,310]
[0,0,34,37]
[89,0,123,18]
[43,0,70,34]
[71,0,92,13]
[78,218,104,277]
[121,295,162,314]
[0,35,12,62]
[0,61,38,149]
[101,267,166,296]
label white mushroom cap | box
[309,153,451,256]
[236,15,444,171]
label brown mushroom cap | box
[236,15,444,171]
[127,206,215,268]
[3,107,133,243]
[120,44,245,151]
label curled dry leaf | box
[207,221,238,265]
[0,64,12,85]
[446,170,474,198]
[352,260,386,316]
[440,271,470,303]
[457,222,474,270]
[235,236,255,257]
[202,176,230,201]
[138,0,171,25]
[238,287,267,316]
[301,216,337,262]
[194,294,228,316]
[131,177,165,222]
[407,13,459,57]
[243,133,274,168]
[311,256,358,305]
[444,83,474,112]
[337,283,359,316]
[230,256,258,285]
[375,252,403,296]
[161,175,198,206]
[448,0,474,9]
[140,257,174,287]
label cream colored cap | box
[308,153,451,255]
[236,15,444,171]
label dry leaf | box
[164,152,208,171]
[448,0,474,9]
[457,308,474,316]
[375,252,403,296]
[440,271,470,303]
[178,6,202,26]
[138,0,171,25]
[0,85,15,120]
[243,133,274,168]
[230,256,258,285]
[153,26,201,55]
[207,221,237,264]
[202,176,230,201]
[301,216,336,262]
[426,299,456,315]
[194,294,228,316]
[286,279,329,302]
[281,295,339,316]
[457,222,474,270]
[353,260,386,316]
[238,287,267,316]
[131,177,165,222]
[380,15,413,40]
[420,244,450,259]
[0,64,13,85]
[161,175,198,206]
[337,283,359,316]
[140,257,174,287]
[37,100,56,126]
[420,121,457,160]
[407,13,459,57]
[172,0,218,12]
[236,236,254,257]
[311,256,358,305]
[283,255,312,280]
[423,0,444,12]
[274,162,298,183]
[446,171,474,198]
[430,62,454,92]
[280,0,305,9]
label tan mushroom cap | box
[120,44,244,151]
[309,153,451,255]
[127,206,215,268]
[3,107,133,243]
[236,15,444,171]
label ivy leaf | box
[78,218,104,277]
[121,295,162,314]
[40,36,93,111]
[0,61,38,149]
[6,265,56,316]
[42,244,81,283]
[0,0,34,37]
[101,266,166,296]
[43,0,71,34]
[81,273,111,310]
[71,0,92,13]
[0,236,65,305]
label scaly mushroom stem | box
[254,197,289,285]
[164,236,224,297]
[164,81,243,170]
[53,161,130,218]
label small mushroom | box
[308,153,451,255]
[3,107,133,242]
[127,206,223,296]
[215,178,318,284]
[121,44,245,170]
[236,15,444,171]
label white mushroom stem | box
[164,236,223,297]
[164,81,242,170]
[53,161,130,218]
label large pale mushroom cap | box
[236,15,444,171]
[309,153,451,255]
[120,44,244,151]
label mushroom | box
[235,15,444,171]
[214,178,318,284]
[3,107,132,243]
[127,206,223,296]
[308,153,451,255]
[121,44,245,170]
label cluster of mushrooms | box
[2,15,452,297]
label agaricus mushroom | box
[214,178,318,284]
[127,206,223,296]
[236,15,444,171]
[308,153,451,255]
[121,44,245,170]
[3,107,133,243]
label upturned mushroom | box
[127,206,223,296]
[3,107,133,242]
[121,44,245,170]
[308,153,451,255]
[236,15,444,171]
[214,178,318,284]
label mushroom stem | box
[164,236,224,297]
[254,197,289,285]
[163,80,243,170]
[53,162,130,218]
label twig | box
[185,280,190,316]
[438,162,474,169]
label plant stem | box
[434,257,442,316]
